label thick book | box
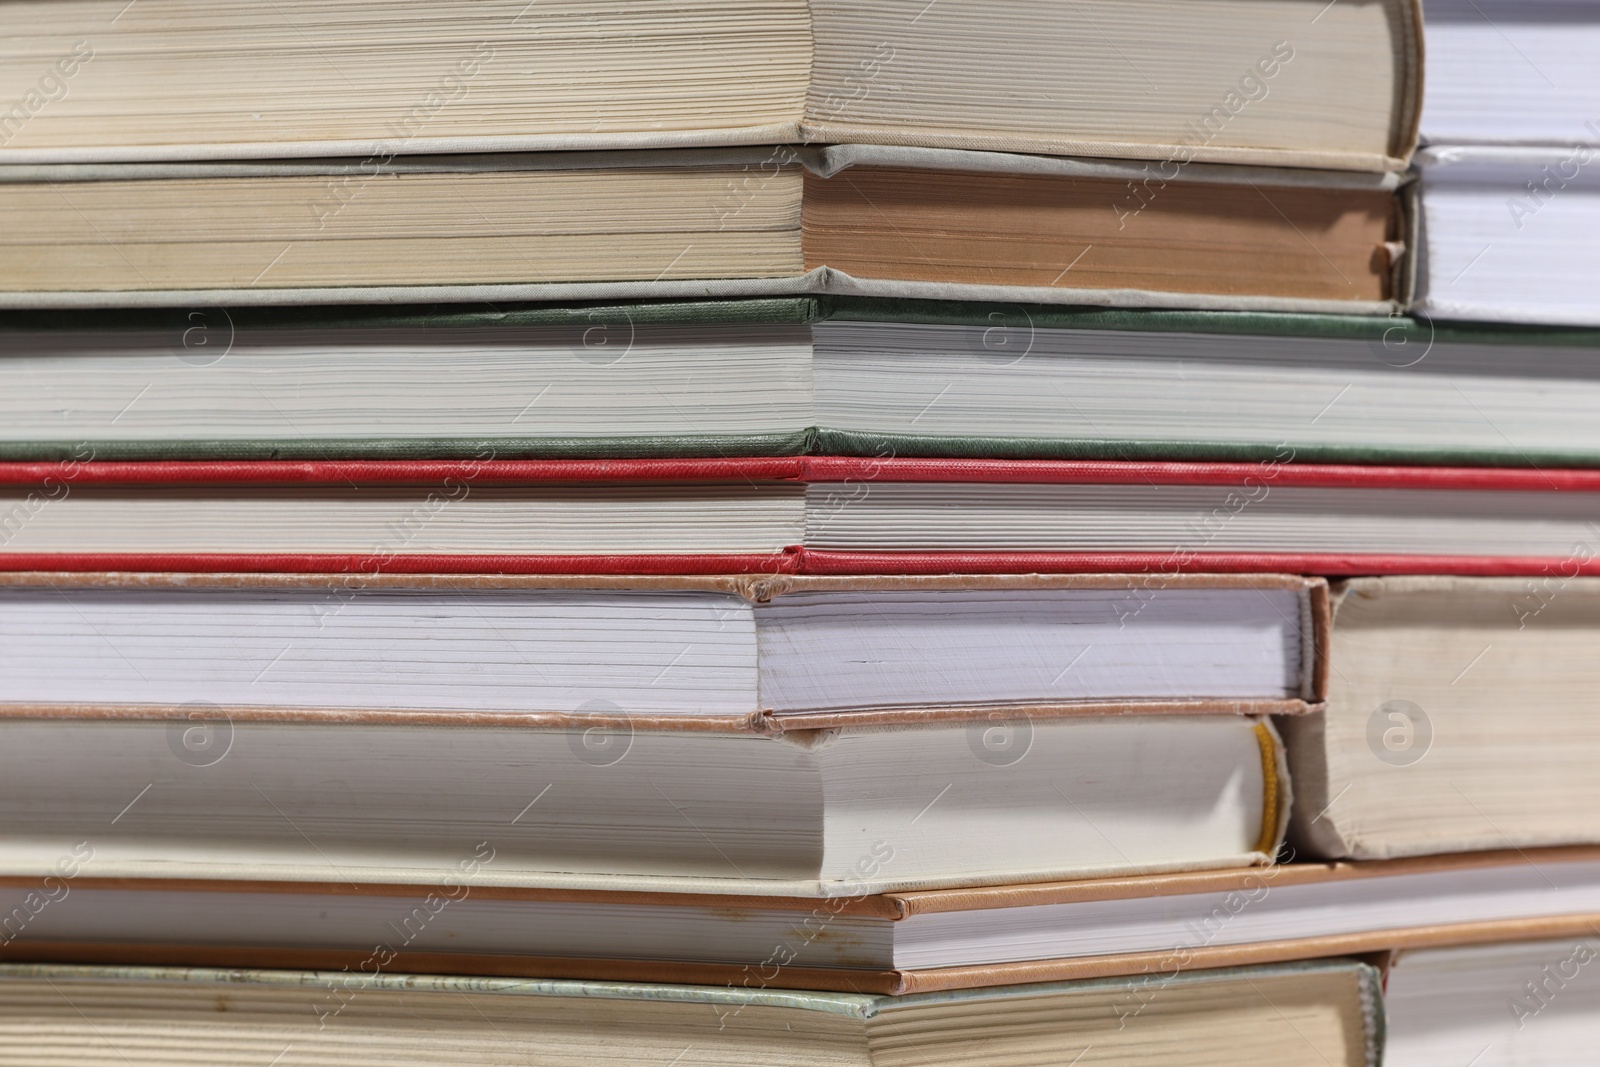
[0,572,1315,895]
[1418,0,1599,146]
[0,147,1406,312]
[5,457,1600,576]
[0,961,1384,1067]
[0,0,1421,173]
[0,711,1292,895]
[7,299,1600,467]
[1411,145,1600,326]
[2,848,1594,995]
[1285,576,1600,861]
[1386,939,1600,1067]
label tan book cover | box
[0,148,1407,312]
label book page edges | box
[0,571,1321,727]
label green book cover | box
[3,296,1598,466]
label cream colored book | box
[0,714,1291,896]
[0,0,1421,171]
[0,962,1383,1067]
[1284,576,1600,860]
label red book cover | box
[3,457,1595,577]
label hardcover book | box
[4,458,1600,576]
[0,961,1384,1067]
[0,147,1406,312]
[6,299,1600,467]
[0,0,1421,172]
[1,848,1594,995]
[1285,576,1600,860]
[0,572,1326,728]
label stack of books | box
[0,1,1595,1064]
[1369,3,1600,1066]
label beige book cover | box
[1284,576,1600,860]
[0,0,1421,172]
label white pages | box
[0,584,1308,715]
[1414,146,1600,325]
[1419,0,1600,146]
